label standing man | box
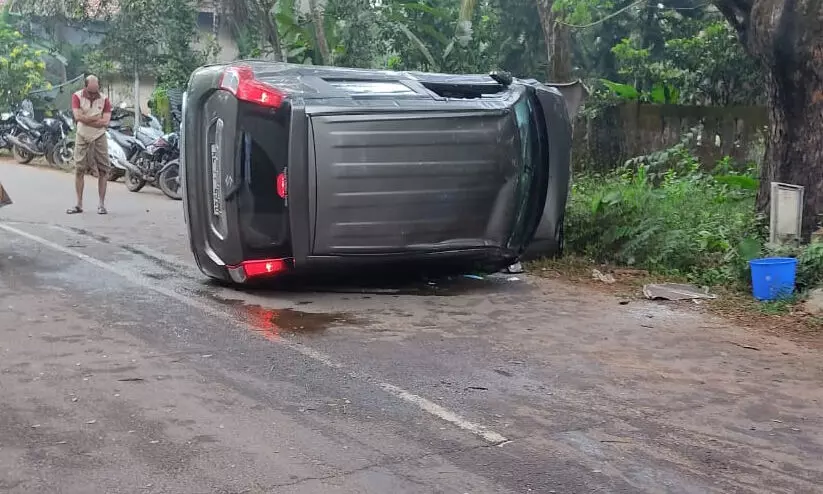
[67,75,112,215]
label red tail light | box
[238,259,288,278]
[276,172,287,199]
[219,65,284,109]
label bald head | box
[85,75,100,94]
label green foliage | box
[325,0,384,68]
[600,79,638,100]
[150,87,173,132]
[381,0,501,73]
[763,242,823,292]
[274,0,317,65]
[154,0,217,88]
[567,132,823,294]
[566,147,763,286]
[101,0,163,73]
[665,21,763,105]
[608,20,763,105]
[99,0,211,87]
[0,17,47,111]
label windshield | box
[507,94,548,249]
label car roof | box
[214,60,512,100]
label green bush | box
[566,154,763,286]
[565,144,823,294]
[764,241,823,292]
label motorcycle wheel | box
[48,139,75,171]
[158,160,182,200]
[12,140,35,165]
[124,170,147,192]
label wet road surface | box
[2,160,823,493]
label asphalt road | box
[1,159,823,494]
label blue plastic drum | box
[749,257,798,301]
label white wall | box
[105,75,156,116]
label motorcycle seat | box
[110,130,137,149]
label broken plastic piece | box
[642,283,716,301]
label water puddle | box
[242,305,360,340]
[193,289,361,340]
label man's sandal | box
[97,206,107,215]
[66,206,83,214]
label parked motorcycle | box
[124,131,181,200]
[110,105,163,148]
[0,110,17,153]
[107,120,144,182]
[106,130,140,181]
[106,109,163,180]
[5,108,74,170]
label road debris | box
[643,283,716,301]
[729,342,760,351]
[505,262,524,274]
[592,269,616,284]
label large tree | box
[713,0,823,237]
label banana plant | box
[383,0,491,73]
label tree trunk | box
[133,66,140,133]
[535,0,554,80]
[715,0,823,238]
[551,20,572,82]
[308,0,331,65]
[758,64,823,238]
[535,0,572,82]
[255,0,283,61]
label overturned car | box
[181,62,572,283]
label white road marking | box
[0,222,508,445]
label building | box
[3,0,240,113]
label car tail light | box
[276,172,287,199]
[219,65,284,109]
[232,259,289,280]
